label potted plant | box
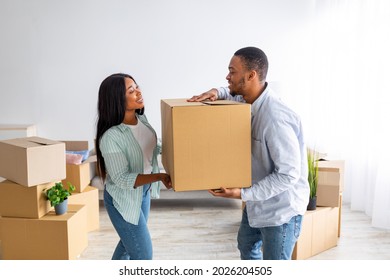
[44,182,75,215]
[307,148,319,210]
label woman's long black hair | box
[95,73,144,181]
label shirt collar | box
[251,82,269,116]
[116,123,129,132]
[116,114,145,132]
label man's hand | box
[187,88,218,102]
[208,187,241,199]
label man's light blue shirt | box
[217,84,309,227]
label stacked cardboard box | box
[161,98,252,191]
[0,137,66,187]
[68,185,99,232]
[0,180,54,219]
[317,160,344,207]
[61,141,99,232]
[292,206,339,260]
[0,137,89,259]
[1,204,88,260]
[292,159,345,260]
[61,141,94,192]
[318,160,345,237]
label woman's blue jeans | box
[237,206,302,260]
[104,184,152,260]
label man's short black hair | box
[234,47,268,82]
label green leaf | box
[307,148,319,199]
[44,181,75,207]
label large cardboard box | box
[61,141,96,193]
[0,180,54,219]
[292,209,313,259]
[292,207,339,260]
[310,207,339,256]
[0,204,88,260]
[161,99,251,191]
[68,185,99,232]
[0,137,66,187]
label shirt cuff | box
[240,187,252,202]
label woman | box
[95,73,172,260]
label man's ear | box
[247,70,257,81]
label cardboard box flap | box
[83,154,97,163]
[318,167,340,172]
[202,100,244,105]
[1,137,62,148]
[61,141,89,151]
[28,139,57,146]
[161,98,245,108]
[161,98,204,107]
[318,159,345,169]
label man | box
[188,47,309,260]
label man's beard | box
[229,78,245,97]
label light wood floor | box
[77,190,390,260]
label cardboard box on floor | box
[61,140,96,193]
[292,206,339,260]
[0,137,66,187]
[0,180,56,219]
[161,99,251,191]
[0,204,88,260]
[68,185,99,232]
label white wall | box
[0,0,314,148]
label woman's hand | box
[160,173,172,189]
[134,173,172,189]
